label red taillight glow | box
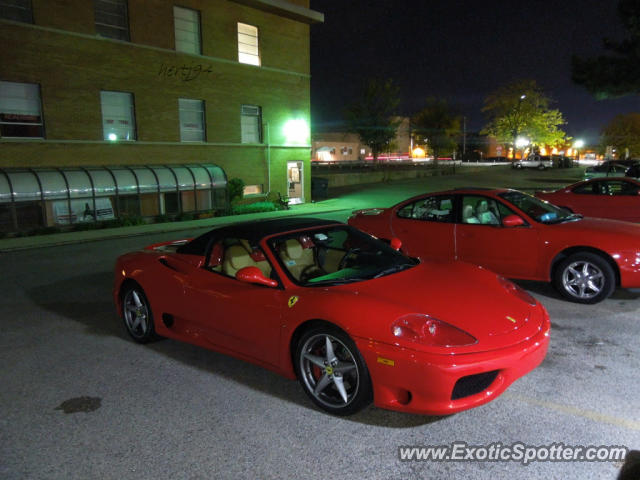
[498,276,537,306]
[391,314,477,347]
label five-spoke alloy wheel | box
[295,327,372,415]
[122,284,158,343]
[554,252,615,304]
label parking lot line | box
[505,393,640,431]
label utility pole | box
[462,116,466,161]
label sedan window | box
[397,195,454,223]
[500,191,577,224]
[461,196,501,225]
[607,181,639,196]
[572,182,599,194]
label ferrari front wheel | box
[554,252,615,304]
[295,327,372,415]
[121,284,158,343]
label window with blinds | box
[174,6,201,54]
[179,98,206,142]
[238,23,260,66]
[94,0,130,41]
[0,81,44,138]
[241,105,262,144]
[100,91,136,141]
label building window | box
[174,6,201,54]
[179,98,205,142]
[94,0,130,41]
[100,91,136,141]
[0,0,33,23]
[0,81,44,138]
[241,105,262,144]
[237,23,260,66]
[243,185,263,196]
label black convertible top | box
[177,217,342,255]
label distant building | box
[0,0,322,231]
[312,117,412,162]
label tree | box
[481,79,567,158]
[345,79,401,161]
[602,113,640,158]
[572,0,640,98]
[412,98,461,161]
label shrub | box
[228,178,245,203]
[232,201,279,215]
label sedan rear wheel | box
[554,253,615,304]
[295,327,372,415]
[122,285,158,343]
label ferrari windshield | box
[499,191,580,224]
[269,226,416,286]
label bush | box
[232,201,280,215]
[228,178,245,203]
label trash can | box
[311,177,329,201]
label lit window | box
[100,91,136,141]
[94,0,130,41]
[0,0,33,23]
[0,81,44,138]
[179,99,205,142]
[174,6,201,54]
[243,185,263,195]
[241,105,262,143]
[238,23,260,66]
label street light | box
[515,137,530,161]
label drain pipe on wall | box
[265,121,271,194]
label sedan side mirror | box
[390,237,402,251]
[502,214,525,227]
[236,266,278,287]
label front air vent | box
[451,370,500,400]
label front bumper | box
[354,312,550,415]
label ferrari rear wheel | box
[295,326,372,415]
[122,284,158,343]
[554,252,615,304]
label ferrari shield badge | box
[288,296,299,308]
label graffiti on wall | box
[158,63,214,82]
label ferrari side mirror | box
[236,266,278,287]
[502,214,525,227]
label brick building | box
[0,0,322,231]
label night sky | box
[309,0,639,144]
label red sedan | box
[114,218,549,416]
[349,188,640,304]
[536,177,640,222]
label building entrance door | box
[287,161,303,204]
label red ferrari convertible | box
[536,177,640,223]
[349,188,640,304]
[114,218,549,416]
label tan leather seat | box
[280,238,315,280]
[222,245,253,277]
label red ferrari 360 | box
[349,188,640,304]
[114,218,549,416]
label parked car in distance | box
[536,177,640,223]
[552,155,575,168]
[583,160,637,180]
[114,217,550,416]
[512,155,553,170]
[624,160,640,179]
[349,188,640,304]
